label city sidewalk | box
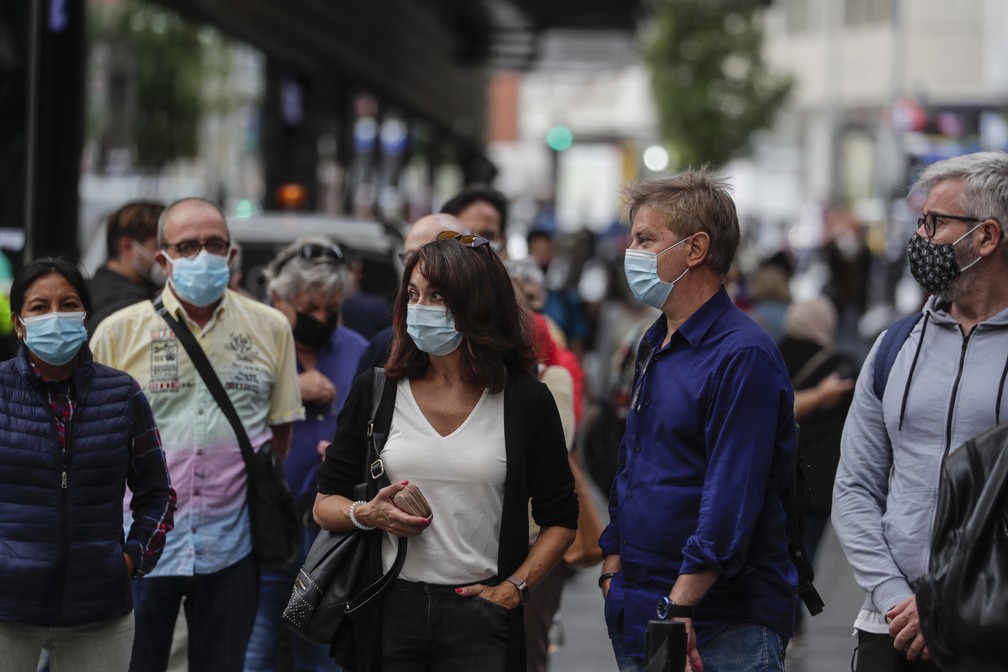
[550,484,864,672]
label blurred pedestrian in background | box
[244,236,366,671]
[91,198,304,672]
[88,200,165,334]
[746,254,793,343]
[440,185,509,257]
[601,170,797,672]
[833,151,1008,671]
[314,232,577,672]
[0,257,175,671]
[777,296,856,635]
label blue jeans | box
[612,623,787,672]
[245,526,337,671]
[130,553,260,672]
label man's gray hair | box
[157,197,228,248]
[622,168,741,277]
[914,151,1008,239]
[265,235,351,300]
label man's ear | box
[116,236,134,260]
[686,231,710,267]
[978,219,1004,256]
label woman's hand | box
[454,582,520,610]
[124,552,136,579]
[299,369,336,405]
[355,481,432,537]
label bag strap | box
[153,296,260,478]
[346,367,407,616]
[873,312,922,400]
[791,349,833,391]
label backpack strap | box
[873,312,923,400]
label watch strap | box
[505,576,529,604]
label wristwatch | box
[656,595,694,620]
[505,576,530,605]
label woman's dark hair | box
[10,257,93,317]
[385,239,536,392]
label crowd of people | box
[1,151,1007,672]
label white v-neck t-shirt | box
[380,379,507,583]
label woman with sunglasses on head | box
[314,232,578,672]
[245,236,367,672]
[0,257,176,671]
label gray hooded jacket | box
[833,296,1008,622]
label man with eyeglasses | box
[833,151,1008,672]
[91,197,305,672]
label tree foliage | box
[644,0,793,168]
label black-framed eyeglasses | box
[276,242,345,271]
[435,230,490,248]
[917,212,982,239]
[163,238,231,258]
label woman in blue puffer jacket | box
[0,257,176,671]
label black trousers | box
[854,631,943,672]
[382,579,512,672]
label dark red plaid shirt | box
[31,361,74,454]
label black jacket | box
[917,422,1008,672]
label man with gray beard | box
[833,151,1008,672]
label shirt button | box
[627,491,633,499]
[193,489,200,496]
[198,409,204,415]
[196,449,204,456]
[644,399,650,406]
[191,528,197,533]
[634,445,641,453]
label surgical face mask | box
[623,235,693,309]
[131,240,166,286]
[906,223,983,296]
[21,311,88,366]
[164,249,230,307]
[406,304,463,356]
[293,310,339,350]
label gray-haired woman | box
[245,236,367,672]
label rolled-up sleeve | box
[679,347,793,577]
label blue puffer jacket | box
[0,347,142,626]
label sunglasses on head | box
[276,242,345,271]
[435,231,490,248]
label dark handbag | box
[917,422,1008,672]
[282,368,406,650]
[154,296,301,567]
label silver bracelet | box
[348,500,376,531]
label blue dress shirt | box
[600,288,798,659]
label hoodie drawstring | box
[898,313,930,431]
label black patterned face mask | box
[906,224,982,295]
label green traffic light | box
[546,125,573,152]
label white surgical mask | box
[623,235,693,309]
[406,304,463,356]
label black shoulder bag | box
[153,296,301,567]
[282,368,406,653]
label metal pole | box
[23,0,42,262]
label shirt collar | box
[161,286,231,323]
[644,286,734,351]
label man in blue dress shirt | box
[599,170,798,672]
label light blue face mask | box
[406,304,463,356]
[623,235,693,309]
[165,249,230,307]
[21,311,88,366]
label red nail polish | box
[401,480,409,485]
[455,588,463,594]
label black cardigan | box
[318,367,579,671]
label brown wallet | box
[392,483,432,519]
